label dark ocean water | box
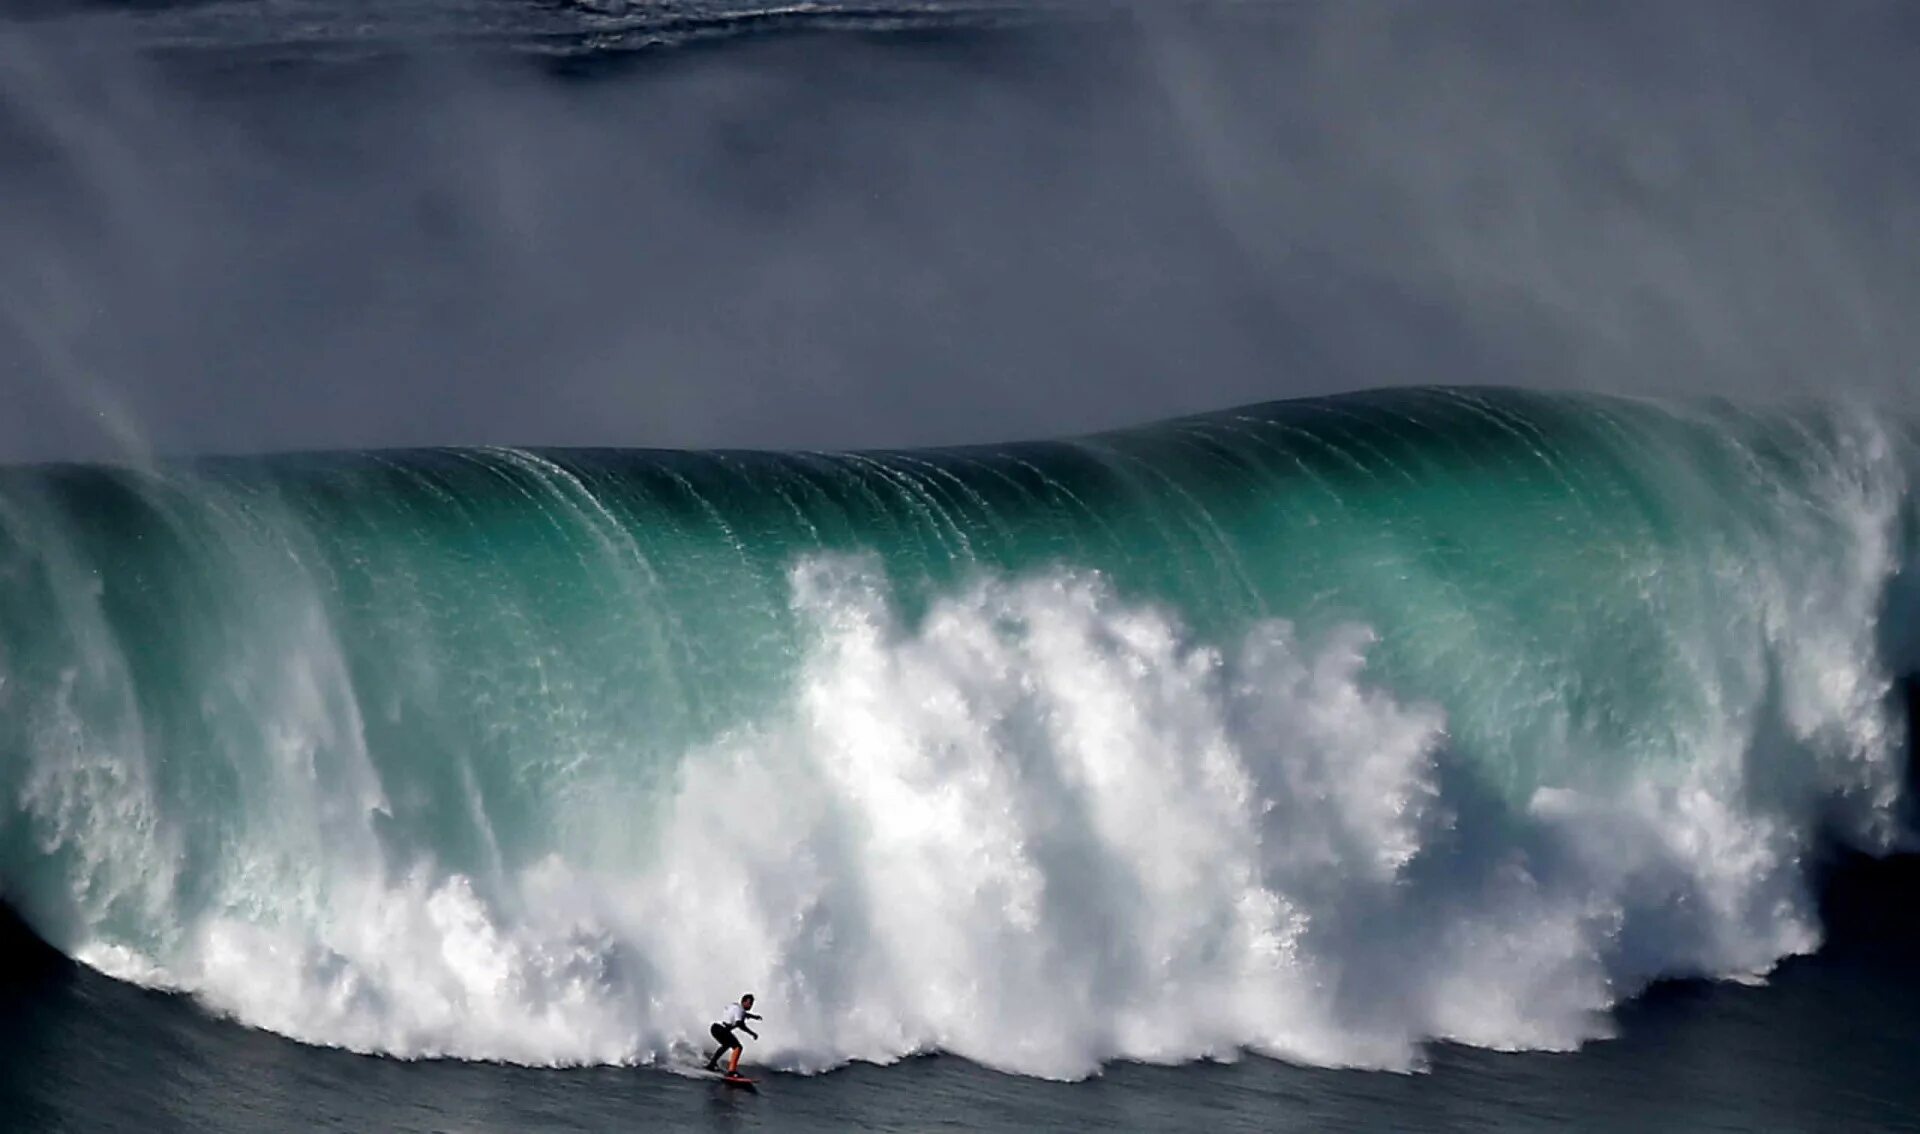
[5,880,1920,1133]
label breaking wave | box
[0,387,1912,1077]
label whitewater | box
[0,386,1910,1080]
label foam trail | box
[0,388,1911,1076]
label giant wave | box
[0,386,1911,1078]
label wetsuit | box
[706,1001,760,1070]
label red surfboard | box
[719,1073,756,1090]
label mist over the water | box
[0,1,1917,462]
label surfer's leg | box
[706,1023,730,1069]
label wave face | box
[0,387,1911,1077]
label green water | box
[0,387,1907,1066]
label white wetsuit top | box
[720,1002,747,1029]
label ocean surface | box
[5,903,1919,1131]
[4,3,1920,1131]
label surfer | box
[705,993,761,1073]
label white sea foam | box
[27,538,1904,1077]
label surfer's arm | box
[743,1025,759,1039]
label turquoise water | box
[0,387,1910,1076]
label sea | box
[3,3,1920,1132]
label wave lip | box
[0,387,1911,1076]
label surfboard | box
[719,1073,756,1090]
